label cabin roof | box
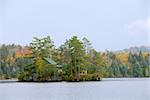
[43,57,57,65]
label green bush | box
[17,72,26,81]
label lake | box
[0,78,149,100]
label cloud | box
[124,18,150,45]
[126,18,149,35]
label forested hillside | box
[0,36,149,81]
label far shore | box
[0,79,18,83]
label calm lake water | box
[0,78,149,100]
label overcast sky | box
[0,0,149,51]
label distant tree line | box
[0,36,149,81]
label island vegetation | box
[0,36,149,82]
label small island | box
[17,36,102,82]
